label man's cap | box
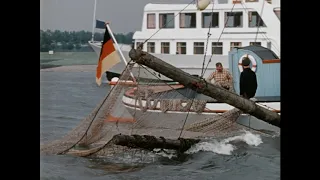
[242,57,251,66]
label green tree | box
[75,44,81,50]
[40,29,134,52]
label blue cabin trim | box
[228,46,280,98]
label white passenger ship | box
[89,0,280,81]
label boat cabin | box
[229,45,280,98]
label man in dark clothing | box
[240,57,258,99]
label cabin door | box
[230,50,255,94]
[230,51,241,94]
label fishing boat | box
[98,0,281,134]
[93,1,280,136]
[40,1,280,157]
[112,45,280,134]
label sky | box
[40,0,198,34]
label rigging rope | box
[135,1,278,121]
[240,2,280,55]
[56,60,134,155]
[201,3,236,78]
[43,1,280,156]
[135,0,217,139]
[141,0,195,47]
[197,2,279,111]
[200,0,215,77]
[136,65,242,121]
[140,63,278,113]
[178,92,197,138]
[254,0,265,43]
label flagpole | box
[91,0,97,42]
[105,23,136,82]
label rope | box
[196,2,279,111]
[136,1,279,113]
[240,2,280,55]
[56,60,134,155]
[135,64,278,138]
[200,0,215,77]
[185,108,241,133]
[201,3,236,78]
[135,1,278,113]
[254,0,265,43]
[134,88,207,113]
[137,65,243,118]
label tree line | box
[40,29,134,52]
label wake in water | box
[86,130,263,165]
[186,130,262,155]
[129,130,264,160]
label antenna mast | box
[91,0,97,42]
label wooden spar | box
[66,134,200,157]
[129,49,280,128]
[111,134,200,153]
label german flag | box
[96,26,121,86]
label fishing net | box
[40,62,270,158]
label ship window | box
[147,42,155,53]
[212,42,223,55]
[230,42,242,51]
[161,42,170,54]
[250,42,261,46]
[266,0,272,4]
[147,13,156,29]
[218,0,228,3]
[202,12,219,28]
[159,13,175,28]
[136,42,143,49]
[225,12,243,28]
[267,42,272,49]
[194,42,204,54]
[274,9,280,21]
[245,0,258,2]
[180,13,196,28]
[248,11,266,27]
[176,42,187,54]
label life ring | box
[238,54,257,72]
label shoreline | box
[40,65,96,72]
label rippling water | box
[40,70,280,180]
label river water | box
[40,52,280,180]
[40,71,280,180]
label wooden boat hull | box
[123,101,280,133]
[121,86,280,133]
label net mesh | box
[40,63,270,158]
